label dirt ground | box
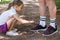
[0,2,60,40]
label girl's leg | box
[6,18,19,36]
[7,18,17,30]
[7,17,34,30]
[8,19,17,30]
[42,0,58,36]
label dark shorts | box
[0,23,8,33]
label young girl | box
[31,0,58,36]
[0,0,33,36]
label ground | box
[0,2,60,40]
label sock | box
[50,18,56,28]
[39,16,46,27]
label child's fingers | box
[21,20,34,24]
[28,20,34,23]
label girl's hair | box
[7,0,23,10]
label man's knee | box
[38,0,44,3]
[46,0,54,3]
[46,0,50,1]
[46,0,55,6]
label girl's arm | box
[12,14,34,24]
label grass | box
[0,0,12,4]
[0,1,10,4]
[55,0,60,8]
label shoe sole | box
[31,28,47,32]
[6,33,19,36]
[42,30,58,36]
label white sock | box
[50,18,56,28]
[39,16,46,27]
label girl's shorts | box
[0,23,8,33]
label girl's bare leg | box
[8,20,17,30]
[7,17,34,30]
[7,18,17,30]
[6,18,19,36]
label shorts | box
[0,23,8,33]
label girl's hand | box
[12,14,34,24]
[19,18,34,24]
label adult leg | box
[43,0,58,36]
[46,0,56,19]
[31,0,47,31]
[38,0,47,27]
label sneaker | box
[42,25,58,36]
[6,30,19,36]
[31,24,47,32]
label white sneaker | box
[6,30,19,36]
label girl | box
[0,0,33,36]
[31,0,58,36]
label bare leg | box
[46,0,57,28]
[7,17,34,30]
[38,0,46,16]
[42,0,57,36]
[6,18,19,36]
[8,20,17,30]
[7,18,17,30]
[38,0,46,27]
[46,0,57,19]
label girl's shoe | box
[6,30,19,36]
